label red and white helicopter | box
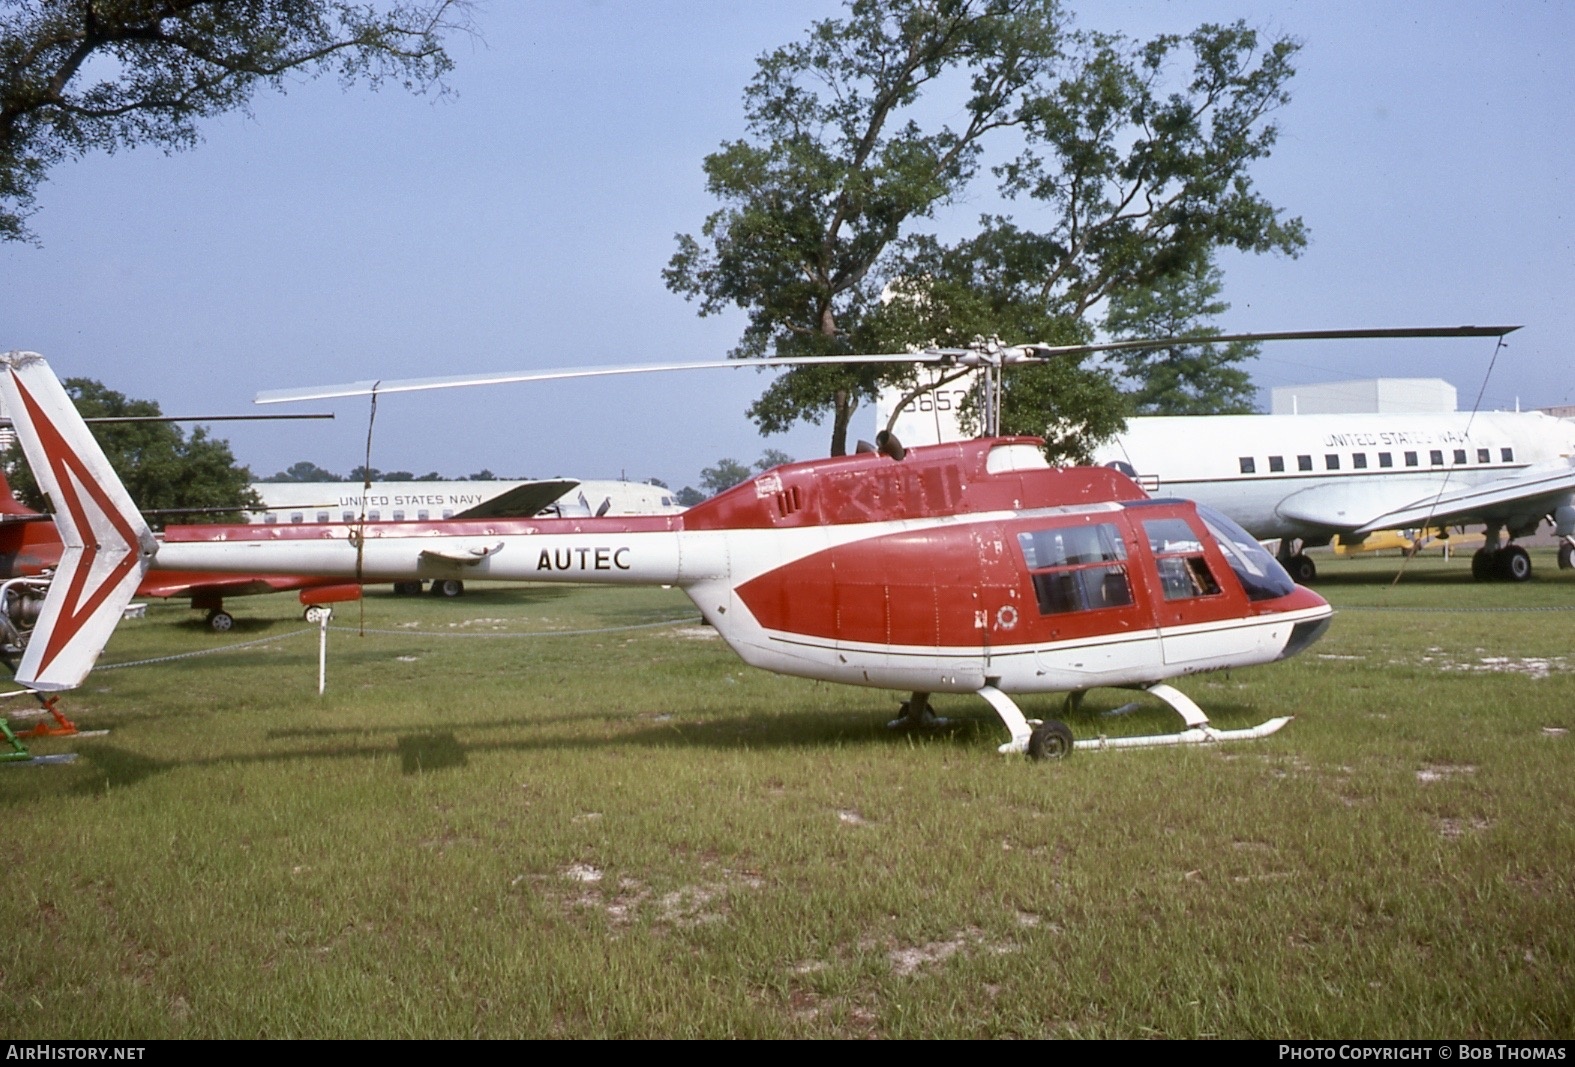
[0,329,1511,758]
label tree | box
[698,458,752,496]
[754,449,794,472]
[670,2,1304,460]
[262,460,341,482]
[1103,253,1259,415]
[666,0,1065,456]
[674,486,705,508]
[4,377,259,523]
[0,0,466,243]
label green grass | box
[1,551,1571,1038]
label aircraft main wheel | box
[1471,548,1496,582]
[430,579,464,598]
[393,581,423,595]
[1288,554,1317,583]
[1497,545,1532,582]
[207,610,234,633]
[1027,719,1075,761]
[1559,543,1573,570]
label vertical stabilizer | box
[0,353,156,690]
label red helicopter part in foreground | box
[1,352,1330,758]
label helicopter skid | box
[983,681,1293,757]
[1072,716,1294,751]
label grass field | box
[1,550,1571,1038]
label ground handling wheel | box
[1027,719,1075,761]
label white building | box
[1270,378,1457,415]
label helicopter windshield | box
[1194,504,1298,601]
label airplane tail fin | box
[0,468,33,516]
[0,353,156,690]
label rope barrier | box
[1337,604,1575,614]
[90,615,702,672]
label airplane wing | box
[1354,460,1575,535]
[451,479,578,519]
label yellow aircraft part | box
[1332,528,1481,556]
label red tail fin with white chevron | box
[0,352,156,691]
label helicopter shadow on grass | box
[22,690,1277,801]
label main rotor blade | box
[254,354,949,404]
[253,325,1521,405]
[0,412,335,427]
[1021,324,1521,358]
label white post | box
[318,607,331,695]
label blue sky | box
[4,1,1571,490]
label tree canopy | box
[262,459,342,483]
[4,377,260,523]
[0,0,465,242]
[668,0,1304,458]
[698,458,752,497]
[1103,253,1259,415]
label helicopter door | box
[1013,519,1158,684]
[1138,515,1250,668]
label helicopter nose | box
[1268,584,1333,661]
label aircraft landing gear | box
[429,579,464,598]
[887,691,949,729]
[979,682,1293,758]
[206,609,234,632]
[1559,541,1573,570]
[1276,539,1316,583]
[1472,544,1534,582]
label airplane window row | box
[259,508,458,524]
[1239,447,1514,475]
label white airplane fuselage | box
[250,478,684,523]
[1092,411,1575,544]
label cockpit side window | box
[1142,517,1222,601]
[1016,522,1133,616]
[1194,504,1297,601]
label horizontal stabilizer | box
[419,543,505,566]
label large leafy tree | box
[5,377,261,523]
[1103,253,1259,415]
[670,1,1305,458]
[0,0,465,243]
[666,0,1065,456]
